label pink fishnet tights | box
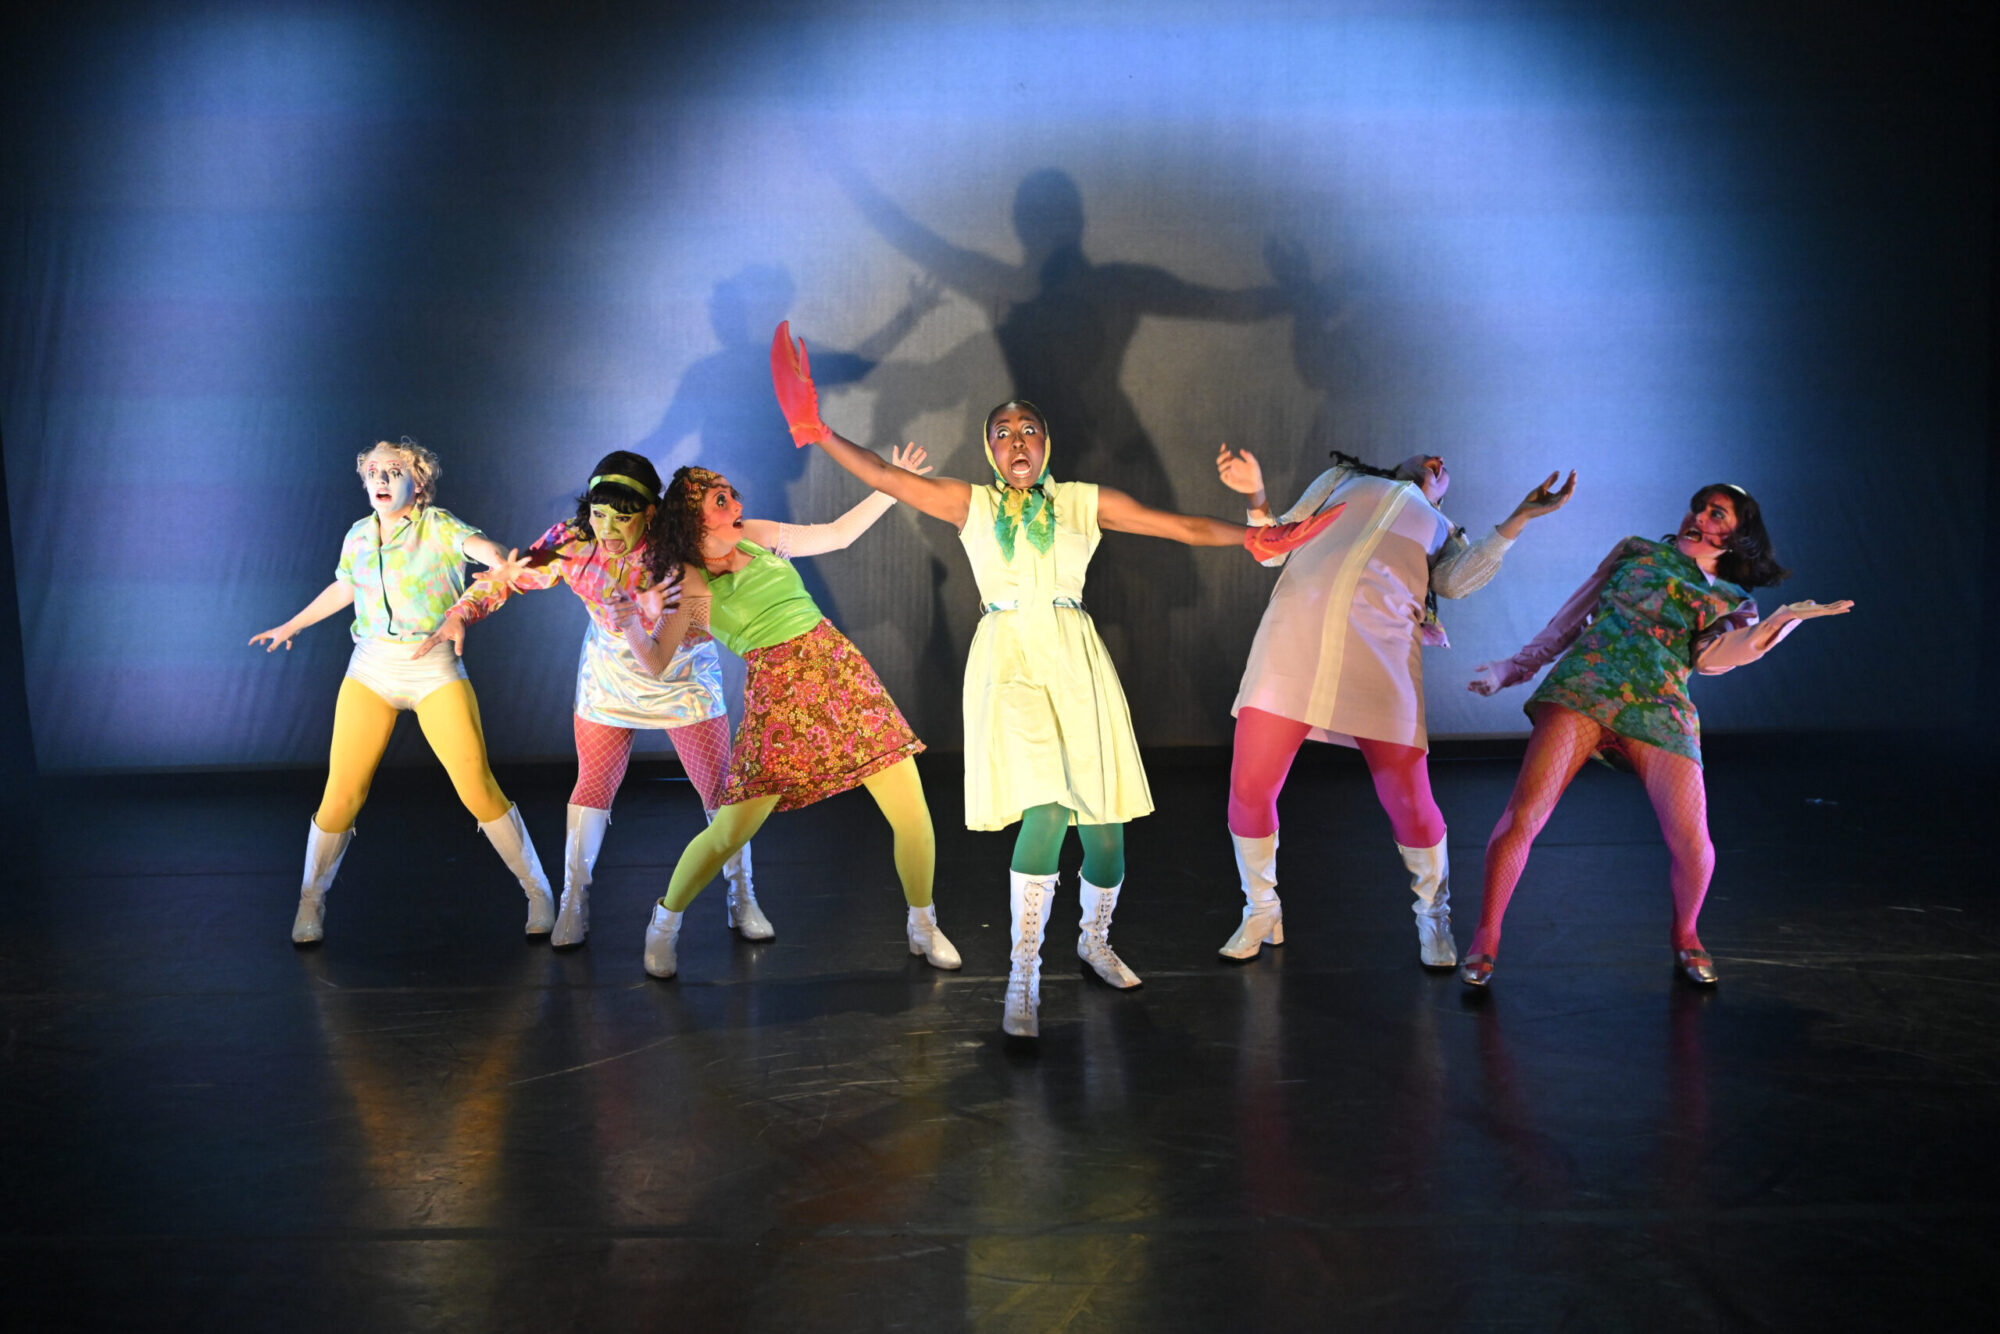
[570,713,734,812]
[1470,704,1714,958]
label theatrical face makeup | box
[590,503,652,557]
[362,448,418,519]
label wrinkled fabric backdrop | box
[1,0,1988,771]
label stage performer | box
[1459,483,1852,987]
[415,450,894,948]
[637,447,961,982]
[773,321,1344,1039]
[1215,446,1577,967]
[250,439,552,944]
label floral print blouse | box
[335,505,484,643]
[451,520,700,648]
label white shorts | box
[345,636,469,711]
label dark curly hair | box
[658,465,737,569]
[563,451,676,584]
[1676,483,1790,589]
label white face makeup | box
[590,503,652,556]
[362,449,418,519]
[988,409,1047,489]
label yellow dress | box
[958,482,1154,831]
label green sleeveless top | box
[704,541,824,655]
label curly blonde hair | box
[355,438,442,504]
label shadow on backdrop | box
[633,264,940,625]
[841,165,1310,732]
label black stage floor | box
[2,739,1994,1332]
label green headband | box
[589,473,658,504]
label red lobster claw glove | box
[1243,502,1346,561]
[770,321,831,446]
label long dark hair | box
[1679,483,1790,589]
[658,464,736,569]
[1327,450,1403,481]
[567,451,675,584]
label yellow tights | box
[661,756,935,911]
[313,677,512,834]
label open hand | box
[411,612,466,659]
[1467,662,1508,696]
[604,588,646,634]
[1216,444,1265,497]
[890,442,934,476]
[635,585,675,624]
[771,321,830,447]
[1514,471,1577,519]
[482,547,529,588]
[249,623,300,652]
[1773,599,1854,624]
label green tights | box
[1010,802,1125,886]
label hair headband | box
[590,473,658,504]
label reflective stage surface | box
[2,741,1993,1331]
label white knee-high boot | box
[642,900,683,978]
[1078,877,1142,988]
[906,903,962,969]
[1005,871,1058,1038]
[477,804,556,936]
[293,818,354,944]
[553,804,610,948]
[706,810,772,939]
[1220,830,1283,960]
[1398,835,1456,968]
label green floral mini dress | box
[1527,537,1754,765]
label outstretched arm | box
[808,432,972,528]
[773,322,973,527]
[741,443,949,556]
[1098,485,1248,546]
[1467,541,1628,694]
[1695,599,1854,674]
[1432,471,1579,599]
[249,580,354,651]
[1099,485,1345,558]
[835,164,1023,306]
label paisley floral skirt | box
[719,619,924,811]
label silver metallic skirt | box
[573,619,728,730]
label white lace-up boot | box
[1004,871,1057,1038]
[1077,877,1142,988]
[292,818,354,944]
[553,804,609,948]
[1220,830,1284,960]
[906,903,962,969]
[1398,835,1457,968]
[477,804,556,936]
[642,901,683,978]
[706,811,772,939]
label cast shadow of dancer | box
[631,264,940,620]
[1270,242,1375,457]
[840,165,1304,732]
